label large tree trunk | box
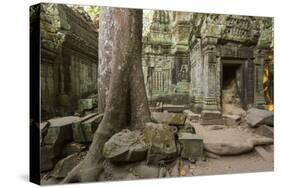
[97,8,113,113]
[62,8,150,183]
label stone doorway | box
[222,63,243,113]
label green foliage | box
[85,6,100,29]
[86,6,100,18]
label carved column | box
[202,37,220,111]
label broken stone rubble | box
[103,129,147,162]
[72,114,103,143]
[40,113,103,173]
[246,108,273,127]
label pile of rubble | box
[103,112,203,165]
[40,106,274,183]
[40,113,103,180]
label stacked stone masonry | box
[142,11,273,113]
[39,4,98,119]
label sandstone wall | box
[39,4,98,119]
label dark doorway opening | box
[222,64,242,108]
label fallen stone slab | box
[255,124,274,138]
[144,122,177,164]
[200,111,224,125]
[246,108,273,127]
[72,114,103,143]
[103,129,147,162]
[194,124,273,156]
[223,114,241,126]
[204,136,273,155]
[44,116,79,145]
[51,153,80,178]
[184,110,200,121]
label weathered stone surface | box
[103,129,147,162]
[40,4,98,119]
[255,125,274,138]
[78,98,97,113]
[40,145,57,172]
[200,110,224,125]
[204,136,273,155]
[151,112,186,126]
[223,114,241,126]
[133,161,160,178]
[144,123,177,164]
[72,114,103,143]
[184,110,200,121]
[193,123,274,155]
[162,104,186,113]
[51,153,80,178]
[60,142,86,158]
[44,116,79,145]
[143,12,273,113]
[177,132,203,159]
[169,113,187,126]
[246,108,273,127]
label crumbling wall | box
[40,4,98,119]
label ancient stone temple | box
[143,11,274,114]
[39,4,98,119]
[142,11,192,105]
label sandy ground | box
[187,148,273,177]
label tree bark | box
[62,8,150,183]
[97,7,113,113]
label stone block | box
[162,104,186,113]
[177,132,203,159]
[200,110,224,125]
[103,129,147,162]
[151,112,186,126]
[44,116,79,145]
[223,114,241,126]
[72,114,103,143]
[78,98,96,112]
[51,153,80,178]
[246,108,273,127]
[144,123,177,164]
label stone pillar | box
[200,37,224,125]
[202,37,220,111]
[190,39,204,113]
[254,50,266,106]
